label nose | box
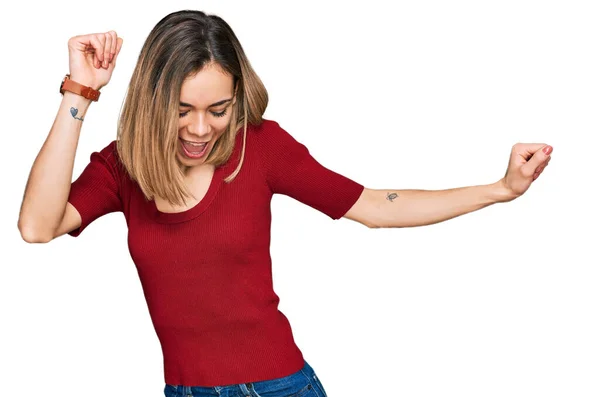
[186,112,210,137]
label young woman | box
[18,9,552,397]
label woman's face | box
[177,63,236,167]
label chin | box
[177,155,205,167]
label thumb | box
[521,144,553,177]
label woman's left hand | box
[500,143,553,202]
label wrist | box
[72,79,102,91]
[489,179,519,203]
[62,91,93,107]
[60,74,101,101]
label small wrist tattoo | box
[70,107,84,121]
[386,192,398,202]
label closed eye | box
[179,109,228,118]
[211,109,227,118]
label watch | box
[59,74,101,101]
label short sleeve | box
[254,119,364,220]
[67,140,123,237]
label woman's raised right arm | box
[18,31,123,243]
[18,93,92,243]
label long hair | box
[116,10,268,206]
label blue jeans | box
[164,359,328,397]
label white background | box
[1,1,598,396]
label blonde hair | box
[116,10,268,206]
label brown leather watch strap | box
[59,74,101,101]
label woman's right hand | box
[67,31,124,91]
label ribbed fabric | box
[67,118,364,387]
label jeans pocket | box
[289,383,313,397]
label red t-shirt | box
[67,118,364,386]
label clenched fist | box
[67,31,124,91]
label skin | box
[177,62,237,174]
[344,144,553,228]
[174,61,553,227]
[149,62,239,214]
[19,28,553,240]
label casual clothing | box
[164,359,328,396]
[67,118,363,387]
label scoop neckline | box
[143,124,247,224]
[148,164,226,224]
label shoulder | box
[248,118,295,147]
[98,140,119,163]
[248,118,280,136]
[92,140,128,181]
[247,118,310,169]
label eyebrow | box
[179,98,233,108]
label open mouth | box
[180,138,209,158]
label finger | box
[533,158,552,180]
[542,157,551,170]
[69,33,102,52]
[71,34,104,68]
[513,143,547,159]
[533,167,546,180]
[89,35,104,68]
[103,32,112,68]
[540,156,550,169]
[534,163,548,175]
[106,37,123,70]
[94,34,106,62]
[521,145,552,177]
[114,37,124,59]
[108,31,117,62]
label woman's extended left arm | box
[343,143,553,228]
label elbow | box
[18,221,53,244]
[365,218,404,229]
[366,221,381,229]
[364,217,385,229]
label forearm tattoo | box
[70,107,84,121]
[386,192,398,202]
